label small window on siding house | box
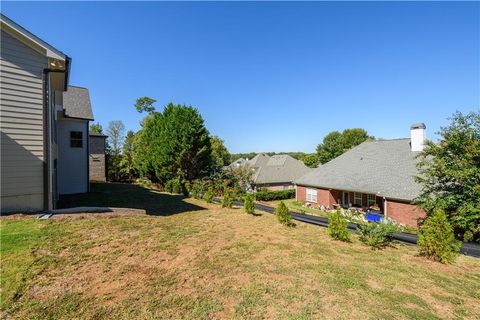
[367,194,376,206]
[306,188,317,202]
[70,131,83,148]
[354,192,362,207]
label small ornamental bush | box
[172,179,181,194]
[183,181,191,196]
[135,177,153,189]
[276,201,292,225]
[164,180,173,193]
[191,181,202,199]
[244,193,255,215]
[255,190,295,201]
[327,209,350,242]
[418,209,461,264]
[357,221,398,249]
[204,188,214,203]
[222,189,233,208]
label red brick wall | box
[387,200,426,227]
[297,185,426,228]
[317,188,334,208]
[296,186,306,202]
[296,185,339,209]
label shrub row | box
[255,189,295,201]
[326,208,460,263]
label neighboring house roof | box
[247,154,312,185]
[229,158,247,167]
[294,139,422,201]
[89,132,108,138]
[63,86,94,120]
[247,153,270,168]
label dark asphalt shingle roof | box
[63,86,94,120]
[294,139,422,201]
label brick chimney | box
[410,123,426,152]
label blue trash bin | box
[365,211,383,223]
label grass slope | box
[1,183,479,319]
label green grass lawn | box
[1,183,480,319]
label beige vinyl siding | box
[1,30,47,213]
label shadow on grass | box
[58,182,206,216]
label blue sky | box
[3,1,479,153]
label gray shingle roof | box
[247,154,312,185]
[63,86,94,120]
[247,153,270,167]
[294,139,422,201]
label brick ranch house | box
[294,124,428,227]
[229,153,312,191]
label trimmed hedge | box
[255,189,295,201]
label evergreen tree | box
[90,122,103,134]
[210,136,231,169]
[418,209,461,263]
[244,193,255,214]
[134,102,213,183]
[327,209,350,242]
[119,131,136,181]
[275,201,292,225]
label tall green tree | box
[90,122,103,134]
[210,136,231,168]
[119,130,136,181]
[316,128,373,164]
[135,97,157,114]
[132,114,156,179]
[416,111,480,242]
[107,120,125,181]
[302,153,320,168]
[134,102,212,184]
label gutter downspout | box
[383,197,388,218]
[42,60,70,211]
[87,123,90,192]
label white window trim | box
[367,194,376,206]
[306,188,317,203]
[354,192,362,207]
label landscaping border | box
[229,200,480,258]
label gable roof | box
[247,153,270,167]
[247,154,312,185]
[63,86,94,120]
[228,158,247,168]
[294,139,422,201]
